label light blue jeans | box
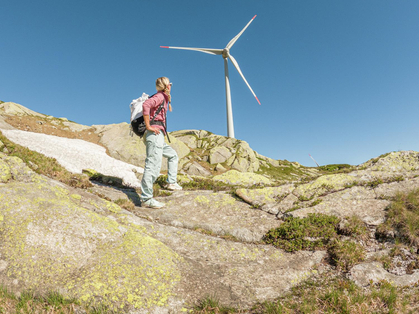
[140,130,178,201]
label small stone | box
[0,260,8,272]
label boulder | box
[208,146,232,164]
[349,262,419,287]
[215,163,227,172]
[183,161,211,176]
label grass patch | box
[0,131,92,189]
[264,214,370,272]
[263,214,340,252]
[155,175,231,192]
[318,163,354,173]
[193,227,240,242]
[193,296,243,314]
[376,189,419,246]
[338,215,370,242]
[251,275,407,314]
[191,275,415,313]
[257,163,314,182]
[82,169,125,188]
[0,286,94,314]
[114,198,135,211]
[328,239,366,271]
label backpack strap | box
[149,99,171,143]
[150,99,165,124]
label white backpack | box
[130,92,149,123]
[129,93,166,139]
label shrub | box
[263,214,340,252]
[328,239,365,271]
[319,164,353,173]
[339,215,370,242]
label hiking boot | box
[166,183,183,191]
[142,198,165,208]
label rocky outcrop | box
[0,102,45,118]
[171,130,319,179]
[0,153,181,311]
[0,152,327,312]
[235,151,419,226]
[171,130,265,174]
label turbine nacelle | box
[222,48,230,59]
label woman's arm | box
[143,114,160,135]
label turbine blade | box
[226,15,257,50]
[160,46,223,55]
[228,54,261,105]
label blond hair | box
[156,77,171,103]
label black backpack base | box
[131,117,147,138]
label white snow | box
[1,129,144,188]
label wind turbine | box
[161,15,260,139]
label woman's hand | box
[147,126,160,135]
[143,115,160,135]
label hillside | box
[1,100,419,313]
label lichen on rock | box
[0,160,181,311]
[213,170,272,187]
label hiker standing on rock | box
[141,77,182,208]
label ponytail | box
[156,77,171,103]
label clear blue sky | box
[1,0,418,167]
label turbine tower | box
[161,15,260,139]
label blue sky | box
[1,1,418,167]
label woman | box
[141,77,182,209]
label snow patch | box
[1,129,144,188]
